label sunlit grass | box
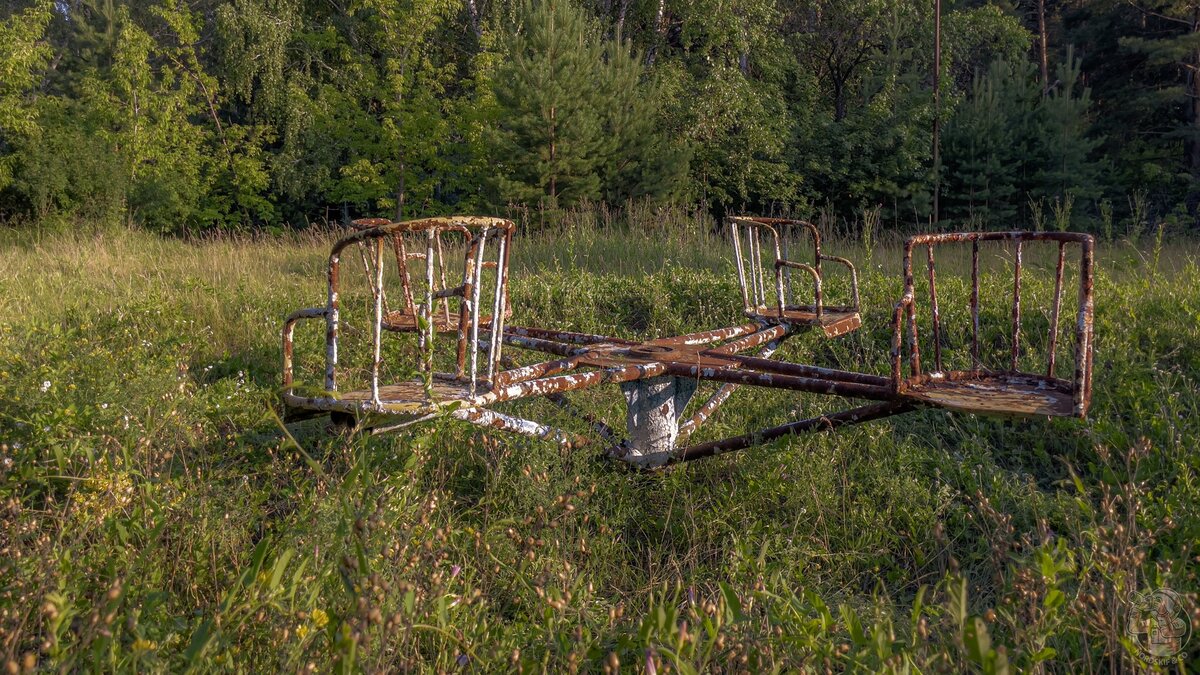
[0,221,1197,672]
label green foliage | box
[489,0,687,208]
[0,2,53,196]
[786,0,1030,224]
[1,0,1198,229]
[942,51,1100,229]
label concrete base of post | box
[617,375,697,468]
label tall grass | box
[0,221,1197,672]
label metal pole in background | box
[932,0,942,229]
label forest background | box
[2,0,1199,234]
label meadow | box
[0,217,1197,672]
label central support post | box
[618,375,697,466]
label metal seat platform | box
[899,372,1076,417]
[747,304,861,337]
[338,376,479,414]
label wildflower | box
[311,609,328,628]
[132,638,157,652]
[40,380,51,393]
[296,624,310,640]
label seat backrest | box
[726,216,859,319]
[327,216,515,401]
[890,231,1094,416]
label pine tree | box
[487,0,688,208]
[594,33,689,202]
[942,60,1022,226]
[1029,48,1101,206]
[491,0,608,205]
[942,52,1098,229]
[1119,1,1200,187]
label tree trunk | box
[549,105,557,200]
[465,0,482,38]
[395,162,406,221]
[1191,10,1200,179]
[932,0,942,227]
[647,0,667,65]
[1037,0,1049,95]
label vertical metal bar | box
[1073,238,1094,416]
[436,231,452,325]
[371,238,384,405]
[393,233,416,314]
[357,242,377,302]
[811,221,822,294]
[326,254,340,391]
[775,265,787,317]
[849,263,860,310]
[283,322,295,393]
[488,233,508,382]
[781,235,791,304]
[746,226,759,308]
[904,243,921,375]
[769,228,786,316]
[1047,240,1066,377]
[927,243,942,372]
[456,236,475,378]
[469,229,488,396]
[731,221,750,312]
[971,239,980,370]
[746,225,756,307]
[1011,240,1023,371]
[891,299,908,391]
[423,229,435,375]
[754,227,766,307]
[813,267,824,319]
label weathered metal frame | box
[281,218,1095,469]
[888,231,1094,417]
[728,216,861,321]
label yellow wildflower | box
[132,638,157,652]
[311,609,328,628]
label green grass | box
[1,222,1197,672]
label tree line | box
[1,0,1197,233]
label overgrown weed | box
[1,223,1197,671]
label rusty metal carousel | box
[281,216,1094,469]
